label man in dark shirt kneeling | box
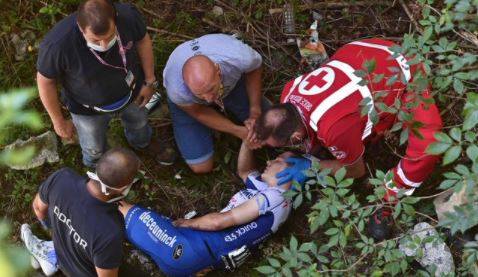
[21,147,140,277]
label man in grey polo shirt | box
[163,33,269,174]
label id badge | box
[125,70,135,89]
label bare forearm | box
[237,141,256,180]
[245,66,263,117]
[136,33,155,82]
[182,105,246,139]
[32,194,48,220]
[181,213,234,231]
[37,72,63,124]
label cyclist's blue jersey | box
[124,172,291,276]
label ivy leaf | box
[449,127,461,142]
[466,145,478,163]
[290,236,298,251]
[434,132,453,143]
[325,228,339,235]
[335,167,346,183]
[293,193,303,209]
[267,258,281,268]
[373,73,385,83]
[363,59,377,73]
[400,128,409,145]
[443,146,462,165]
[453,78,465,94]
[463,111,478,130]
[256,266,276,274]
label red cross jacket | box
[280,38,443,200]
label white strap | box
[396,161,422,188]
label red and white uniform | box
[281,38,442,200]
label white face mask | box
[87,35,117,52]
[87,171,138,203]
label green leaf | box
[328,234,339,246]
[290,236,298,251]
[256,265,276,274]
[325,228,339,235]
[363,59,377,73]
[466,145,478,163]
[386,75,399,86]
[449,127,462,142]
[463,111,478,130]
[453,78,465,94]
[435,132,453,143]
[334,167,346,183]
[293,193,303,209]
[354,70,367,78]
[403,204,415,215]
[399,128,409,145]
[443,145,462,165]
[267,257,281,268]
[373,73,385,83]
[426,142,451,155]
[422,26,433,41]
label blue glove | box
[276,157,312,186]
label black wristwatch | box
[143,79,159,89]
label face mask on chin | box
[87,171,138,203]
[86,34,117,52]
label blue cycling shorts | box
[125,205,274,276]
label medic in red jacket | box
[254,38,442,240]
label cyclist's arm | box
[174,197,259,231]
[237,141,257,182]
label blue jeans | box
[168,78,271,165]
[71,102,152,167]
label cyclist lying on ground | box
[118,142,307,276]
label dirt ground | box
[0,0,450,276]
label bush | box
[257,0,478,275]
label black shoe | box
[141,139,177,166]
[367,208,393,241]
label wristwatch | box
[143,79,159,89]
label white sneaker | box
[20,224,58,276]
[31,256,40,269]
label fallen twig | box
[146,26,193,40]
[269,1,390,15]
[398,0,423,34]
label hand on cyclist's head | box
[261,151,296,189]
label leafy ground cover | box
[1,0,477,276]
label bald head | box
[182,55,220,99]
[255,103,302,145]
[96,147,140,188]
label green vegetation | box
[1,0,477,276]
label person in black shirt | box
[22,147,140,277]
[37,0,175,168]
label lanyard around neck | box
[88,31,128,74]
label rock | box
[10,31,36,61]
[399,222,455,276]
[434,186,471,223]
[4,131,59,170]
[212,6,224,16]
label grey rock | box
[212,6,224,16]
[4,131,59,170]
[399,222,455,276]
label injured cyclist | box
[118,142,309,276]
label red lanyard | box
[89,30,128,74]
